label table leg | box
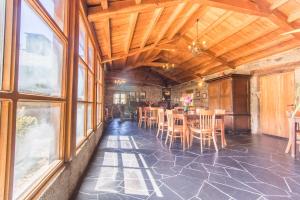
[291,118,296,158]
[221,117,227,148]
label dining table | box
[173,112,227,151]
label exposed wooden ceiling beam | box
[231,39,300,66]
[143,2,186,60]
[88,0,268,22]
[196,11,233,39]
[132,7,164,64]
[101,37,178,63]
[88,0,181,21]
[151,68,181,83]
[288,11,300,23]
[100,0,108,9]
[270,0,288,10]
[124,12,139,64]
[167,3,200,40]
[182,35,235,68]
[135,0,142,4]
[178,5,208,36]
[104,18,112,65]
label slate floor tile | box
[74,119,300,200]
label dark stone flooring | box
[75,119,300,200]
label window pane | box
[18,0,64,96]
[39,0,65,30]
[88,40,93,69]
[97,84,102,103]
[113,93,120,104]
[0,0,6,89]
[120,93,126,104]
[97,103,102,124]
[77,64,86,100]
[88,72,93,102]
[76,103,85,145]
[14,101,61,199]
[87,103,92,131]
[79,18,86,60]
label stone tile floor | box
[75,119,300,200]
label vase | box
[184,106,189,113]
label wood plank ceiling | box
[84,0,300,85]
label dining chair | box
[147,107,158,128]
[138,107,147,128]
[165,110,183,149]
[285,110,300,154]
[190,110,218,153]
[214,109,225,135]
[156,108,168,138]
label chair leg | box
[156,126,161,137]
[190,135,194,147]
[169,136,173,149]
[200,133,203,153]
[165,132,169,145]
[212,132,218,152]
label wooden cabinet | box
[207,74,251,133]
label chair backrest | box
[166,110,174,131]
[199,110,215,130]
[149,108,158,118]
[214,109,225,115]
[196,108,205,114]
[138,107,144,117]
[157,108,165,124]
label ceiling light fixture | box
[188,19,208,56]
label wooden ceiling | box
[84,0,300,85]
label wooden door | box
[259,71,295,138]
[220,78,232,112]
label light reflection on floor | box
[93,133,162,198]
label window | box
[78,17,86,61]
[14,102,61,199]
[4,0,67,199]
[39,0,65,31]
[18,1,64,97]
[113,92,127,105]
[76,14,95,146]
[96,60,103,125]
[0,0,5,89]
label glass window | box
[88,72,93,102]
[113,93,126,104]
[14,101,61,199]
[77,64,86,100]
[120,93,126,104]
[88,40,93,69]
[113,93,120,104]
[0,0,6,89]
[87,103,92,131]
[39,0,65,30]
[18,0,64,97]
[76,103,85,144]
[79,17,86,60]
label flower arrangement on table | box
[183,96,193,112]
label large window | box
[96,60,103,125]
[76,14,95,147]
[14,102,61,199]
[12,1,66,199]
[0,0,5,89]
[113,92,127,105]
[18,1,64,96]
[0,0,105,199]
[39,0,66,31]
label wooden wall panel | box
[259,71,295,138]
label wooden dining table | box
[173,112,227,151]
